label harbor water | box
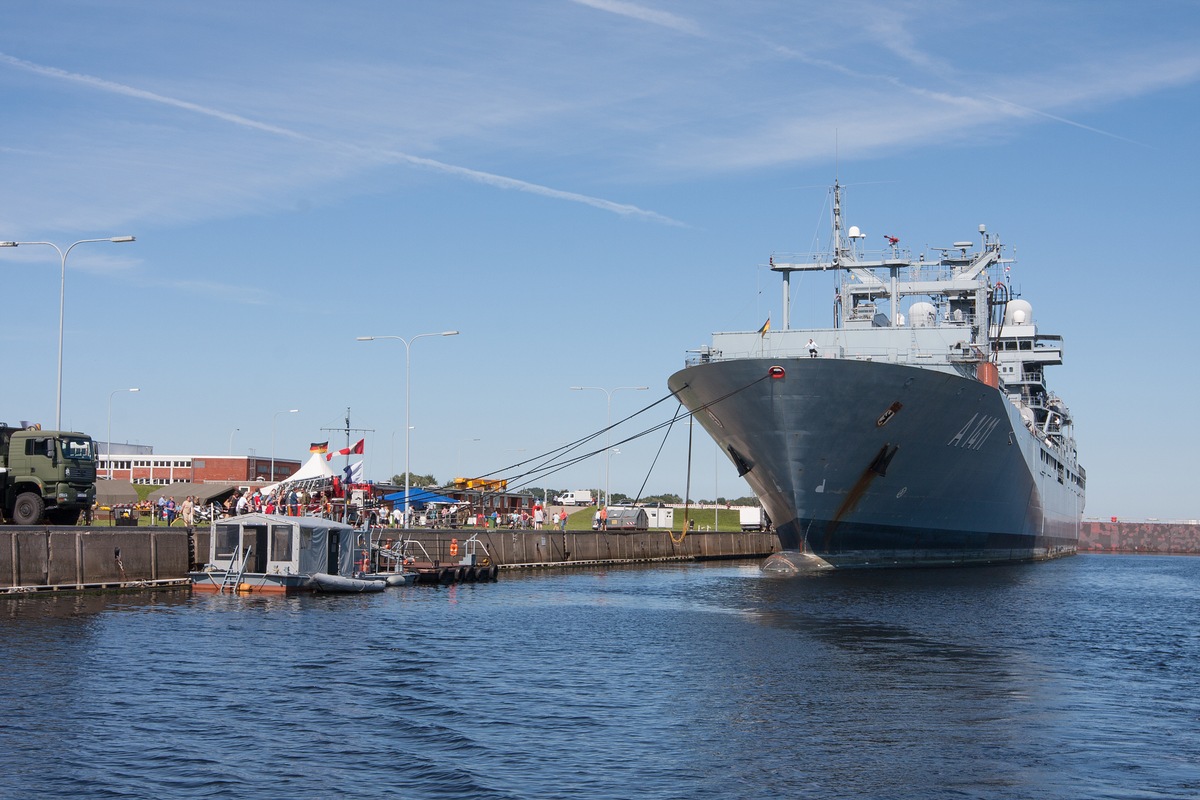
[1,554,1197,799]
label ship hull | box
[669,357,1082,568]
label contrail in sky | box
[981,94,1146,146]
[569,0,703,36]
[0,52,684,226]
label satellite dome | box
[1005,299,1033,326]
[908,302,936,327]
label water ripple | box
[2,557,1198,798]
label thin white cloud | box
[569,0,703,36]
[853,3,953,76]
[661,35,1200,173]
[756,40,1143,148]
[0,52,683,227]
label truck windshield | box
[60,436,95,461]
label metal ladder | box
[219,546,252,593]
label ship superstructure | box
[668,183,1084,569]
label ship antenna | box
[832,132,844,266]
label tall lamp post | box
[106,387,140,479]
[357,331,459,527]
[271,409,299,482]
[229,427,240,456]
[570,385,648,508]
[1,236,136,429]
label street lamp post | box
[0,236,135,429]
[106,387,140,479]
[357,331,459,527]
[229,428,240,456]
[271,409,299,482]
[570,385,648,509]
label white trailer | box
[739,506,766,532]
[555,490,595,506]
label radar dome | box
[1004,299,1033,326]
[908,302,936,327]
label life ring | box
[404,556,415,566]
[449,538,459,557]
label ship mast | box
[321,407,373,524]
[772,181,848,331]
[832,180,850,268]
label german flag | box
[757,318,770,336]
[309,441,328,454]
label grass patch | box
[559,506,745,532]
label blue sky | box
[2,1,1198,521]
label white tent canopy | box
[288,452,336,482]
[262,451,336,495]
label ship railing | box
[688,344,958,366]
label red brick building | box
[99,454,302,485]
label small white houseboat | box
[191,513,371,593]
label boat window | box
[271,525,293,561]
[214,524,239,555]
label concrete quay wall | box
[387,528,781,567]
[2,526,778,593]
[1,528,191,592]
[1080,520,1200,555]
[19,520,1193,592]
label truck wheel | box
[13,492,46,525]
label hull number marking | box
[947,413,1001,450]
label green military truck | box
[0,423,97,525]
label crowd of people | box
[135,486,340,527]
[220,486,336,518]
[132,485,577,532]
[410,505,569,531]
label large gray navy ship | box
[668,183,1085,569]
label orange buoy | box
[449,538,459,557]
